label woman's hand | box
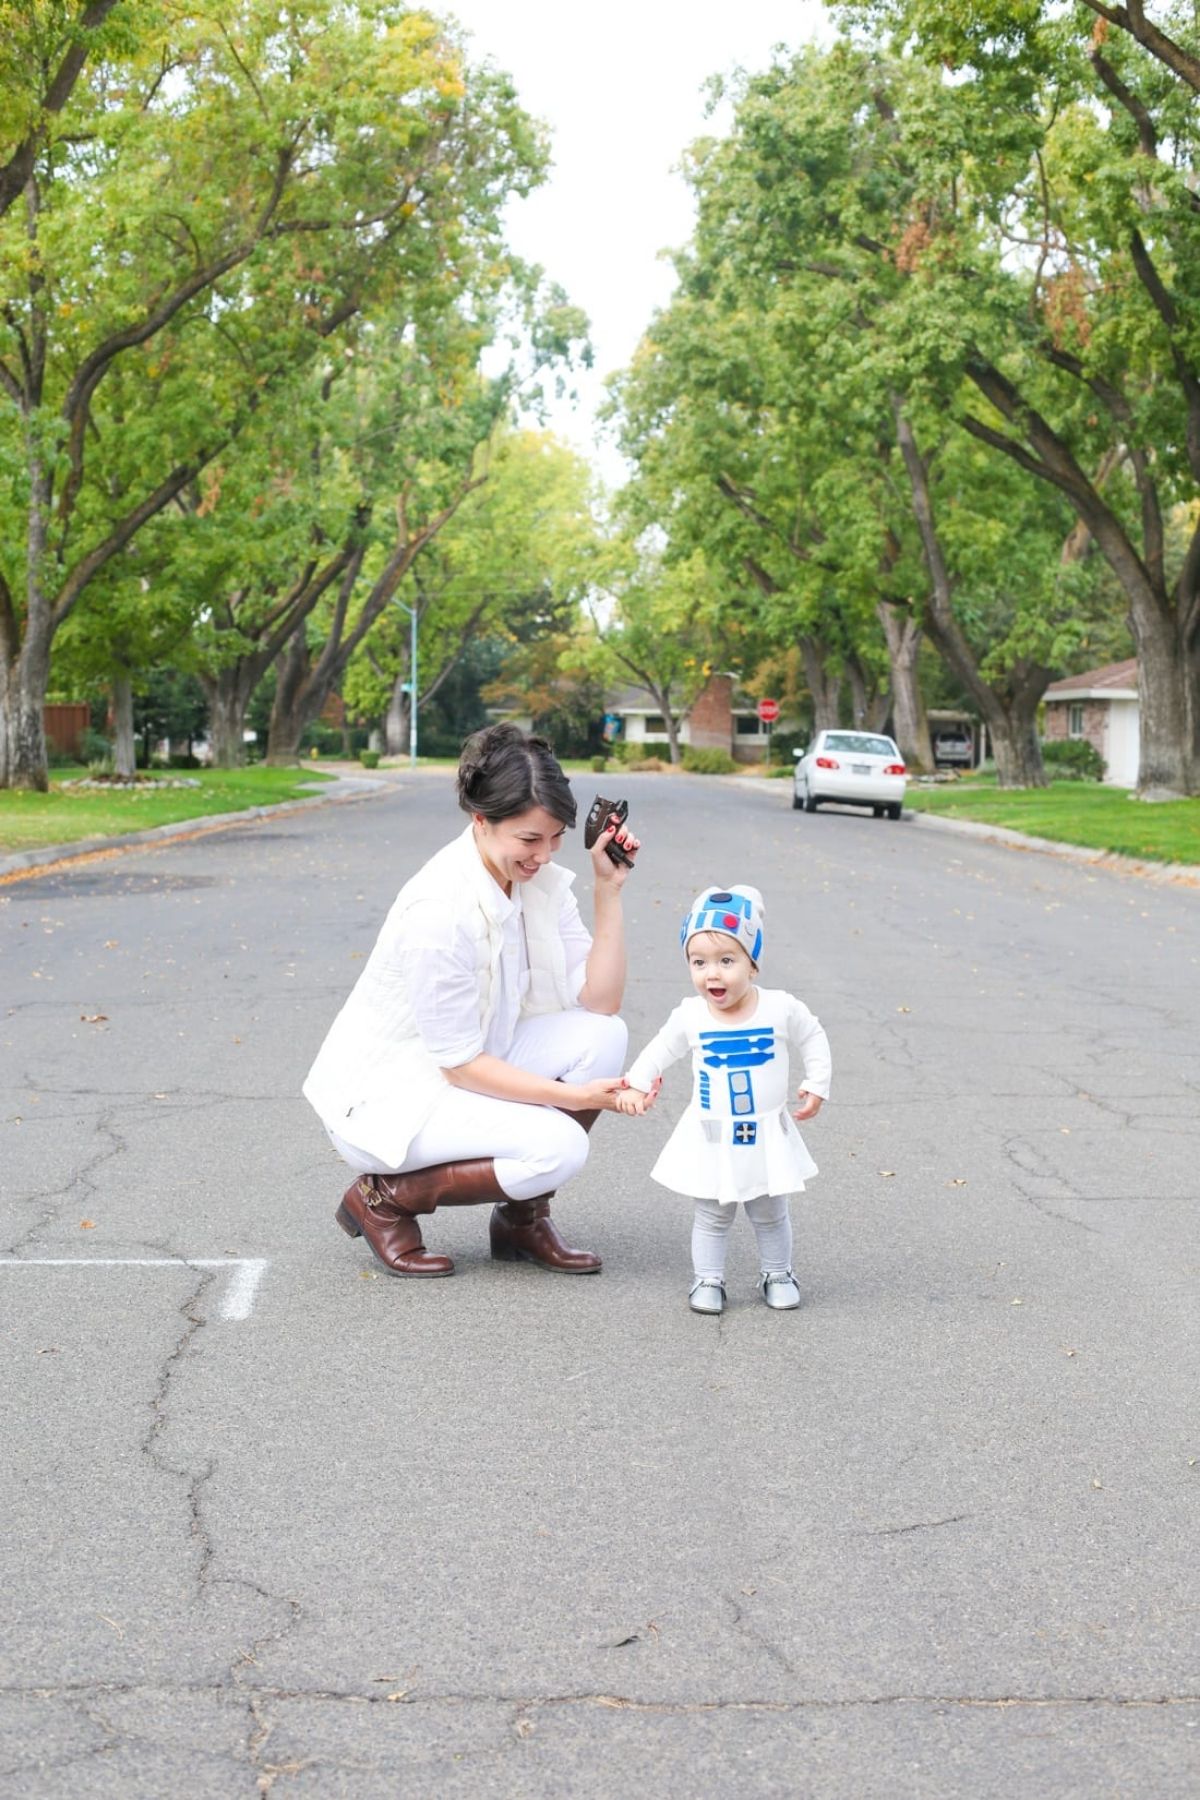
[589,813,641,889]
[561,1076,629,1114]
[793,1090,824,1122]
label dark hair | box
[456,723,577,827]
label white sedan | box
[793,730,907,820]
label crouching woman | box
[302,724,639,1278]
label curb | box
[0,774,388,883]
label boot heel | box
[335,1202,362,1239]
[490,1240,521,1262]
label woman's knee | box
[513,1112,589,1191]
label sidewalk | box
[0,770,388,882]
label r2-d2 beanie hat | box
[680,885,765,967]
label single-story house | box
[605,675,798,762]
[1042,658,1139,787]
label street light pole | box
[392,595,418,768]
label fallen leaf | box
[513,1718,535,1740]
[103,940,119,949]
[36,1346,59,1355]
[385,1690,409,1703]
[897,1005,911,1013]
[946,1178,967,1187]
[1062,1347,1077,1358]
[1060,1127,1071,1135]
[80,1014,108,1024]
[879,1170,896,1178]
[1092,1478,1103,1490]
[1011,1297,1023,1305]
[80,1219,96,1230]
[359,1270,377,1281]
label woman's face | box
[473,805,567,892]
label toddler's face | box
[686,931,755,1012]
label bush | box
[359,749,380,769]
[763,763,794,778]
[168,751,201,770]
[626,756,671,772]
[1042,738,1105,782]
[79,727,111,765]
[591,754,608,772]
[682,746,737,775]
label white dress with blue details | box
[625,989,832,1206]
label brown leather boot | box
[335,1160,507,1278]
[489,1197,602,1274]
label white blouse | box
[398,883,591,1065]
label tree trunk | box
[266,631,311,766]
[1135,602,1195,798]
[846,653,890,731]
[384,669,410,758]
[111,672,136,777]
[798,635,841,733]
[1,653,51,791]
[266,629,338,764]
[878,602,932,772]
[895,408,1050,788]
[203,672,253,768]
[987,701,1046,788]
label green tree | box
[823,7,1200,792]
[0,0,547,787]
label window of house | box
[645,715,668,734]
[1068,703,1084,738]
[735,714,765,735]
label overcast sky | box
[446,1,833,481]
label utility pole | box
[392,594,418,768]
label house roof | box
[1045,658,1138,697]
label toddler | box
[617,885,831,1314]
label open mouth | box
[708,987,728,1001]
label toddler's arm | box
[785,993,832,1122]
[621,1005,690,1113]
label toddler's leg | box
[691,1196,735,1280]
[689,1196,734,1315]
[744,1191,793,1274]
[745,1192,800,1310]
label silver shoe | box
[689,1278,726,1315]
[760,1270,801,1310]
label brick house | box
[606,674,797,762]
[1042,658,1139,787]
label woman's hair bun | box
[455,723,576,828]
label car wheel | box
[887,802,902,820]
[792,788,803,810]
[804,792,819,813]
[873,805,885,818]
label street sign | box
[756,697,780,723]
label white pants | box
[328,1010,628,1201]
[691,1192,793,1281]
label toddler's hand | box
[615,1083,653,1116]
[793,1090,823,1122]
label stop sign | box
[756,697,780,724]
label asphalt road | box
[2,771,1198,1798]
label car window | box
[822,733,898,757]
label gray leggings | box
[691,1193,793,1281]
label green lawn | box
[0,766,335,855]
[905,774,1200,866]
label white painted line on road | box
[0,1257,268,1320]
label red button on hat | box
[723,913,739,929]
